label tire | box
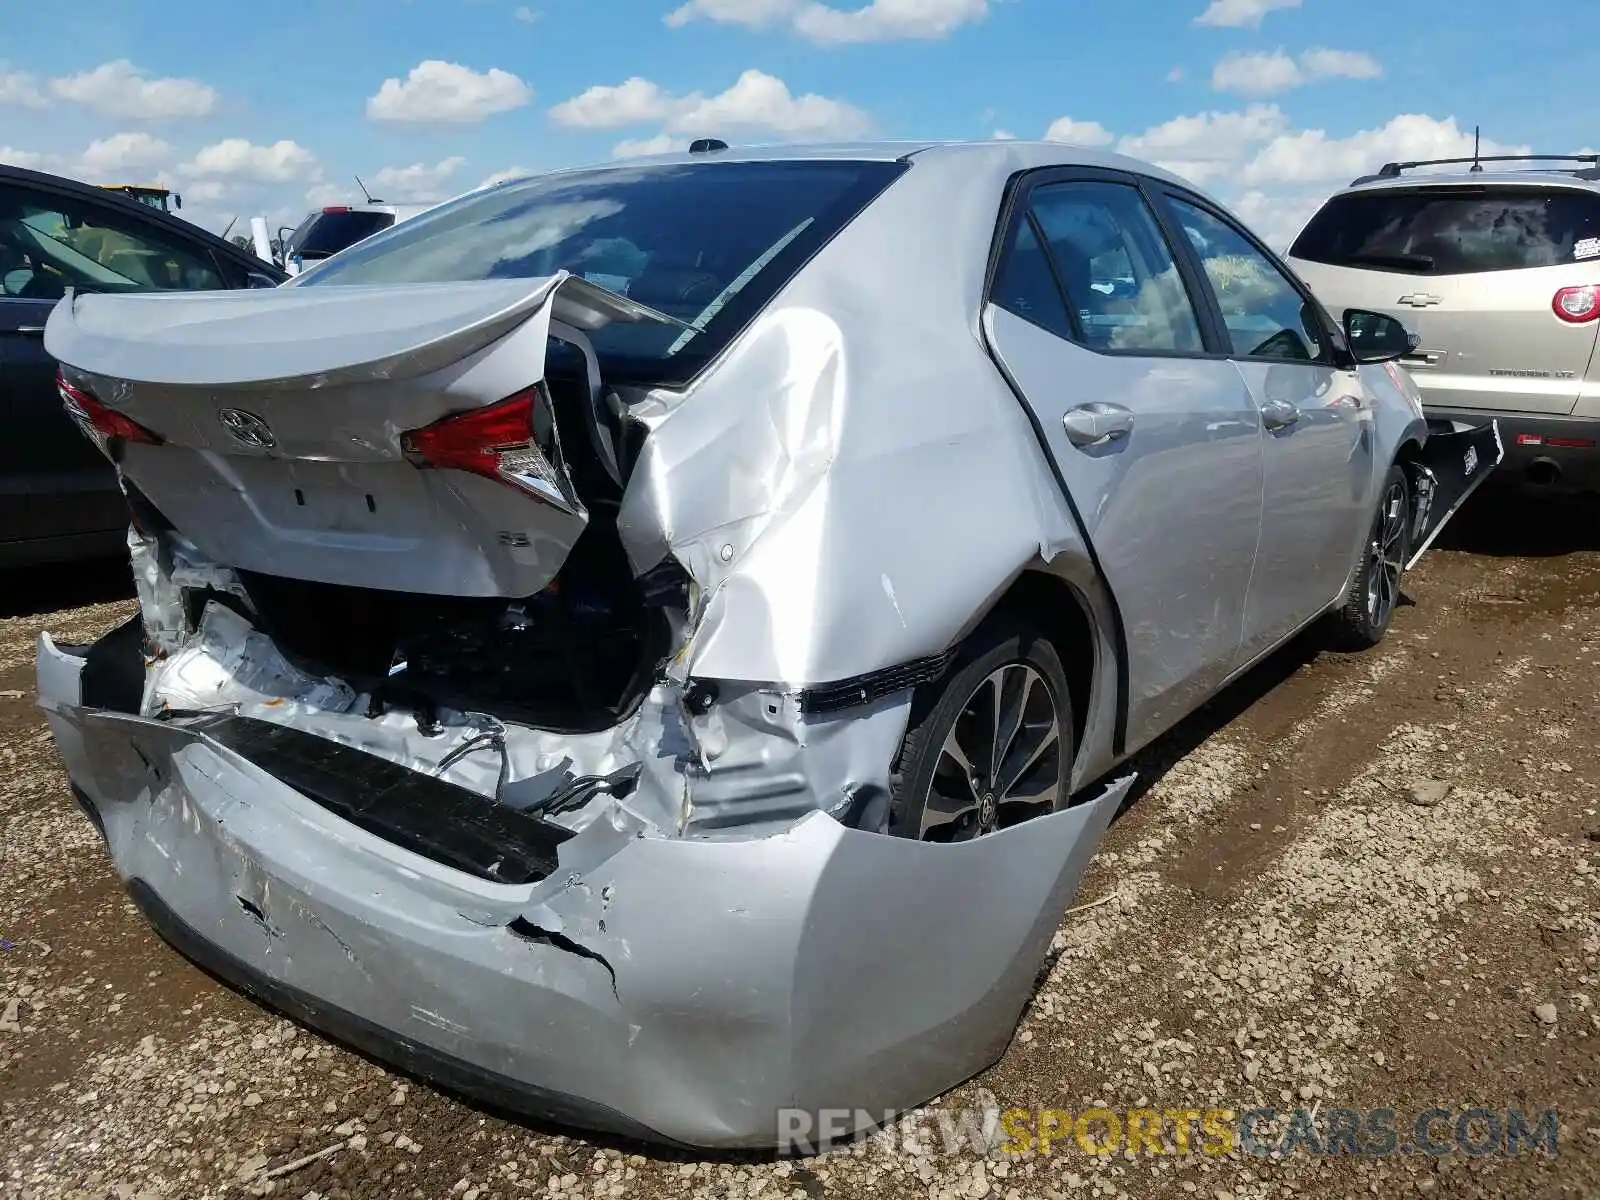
[888,616,1075,841]
[1328,463,1412,651]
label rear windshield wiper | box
[1338,252,1436,271]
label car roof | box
[1330,170,1600,199]
[0,160,286,280]
[488,139,1211,199]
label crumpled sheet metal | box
[133,545,909,838]
[616,150,1100,692]
[38,640,1131,1148]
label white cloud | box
[0,146,48,170]
[664,0,988,44]
[304,182,350,208]
[793,0,988,43]
[991,128,1016,141]
[1117,104,1288,183]
[1240,114,1526,187]
[550,78,675,129]
[183,180,235,205]
[51,60,216,120]
[1194,0,1299,27]
[367,61,533,124]
[366,156,468,202]
[1299,48,1383,82]
[514,5,540,21]
[670,69,870,136]
[79,132,173,175]
[1213,47,1381,96]
[1227,188,1326,250]
[184,138,319,183]
[0,69,48,110]
[613,134,692,158]
[551,69,870,139]
[1043,117,1113,147]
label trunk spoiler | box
[44,273,682,390]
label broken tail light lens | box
[401,388,571,509]
[58,372,162,449]
[1552,285,1600,323]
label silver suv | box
[1289,154,1600,491]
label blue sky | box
[3,0,1597,246]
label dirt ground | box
[2,488,1597,1200]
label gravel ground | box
[2,490,1598,1200]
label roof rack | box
[1349,126,1600,186]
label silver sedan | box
[37,140,1500,1149]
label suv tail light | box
[58,373,162,449]
[401,388,572,510]
[1552,285,1600,323]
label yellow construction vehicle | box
[98,184,181,214]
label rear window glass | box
[288,211,395,258]
[291,160,906,385]
[1290,187,1600,275]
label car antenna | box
[354,174,383,204]
[1470,126,1483,173]
[219,216,238,240]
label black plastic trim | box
[796,650,957,715]
[182,714,573,886]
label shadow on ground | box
[1435,484,1600,557]
[0,556,134,620]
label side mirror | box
[1343,308,1418,364]
[245,272,280,289]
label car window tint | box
[1289,187,1600,276]
[1169,198,1324,362]
[991,216,1076,340]
[1029,181,1203,353]
[0,184,224,301]
[294,160,905,387]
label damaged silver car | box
[36,142,1502,1149]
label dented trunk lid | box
[44,275,675,597]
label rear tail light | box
[58,373,162,449]
[1552,285,1600,323]
[321,205,351,213]
[401,388,572,509]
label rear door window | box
[1290,187,1600,276]
[993,179,1204,353]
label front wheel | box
[1328,464,1412,650]
[889,617,1074,841]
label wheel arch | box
[961,564,1115,785]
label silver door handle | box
[16,325,45,336]
[1260,399,1301,430]
[1062,403,1135,448]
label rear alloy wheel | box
[889,619,1074,841]
[1329,464,1412,650]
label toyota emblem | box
[218,408,276,450]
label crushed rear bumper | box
[37,630,1129,1150]
[1426,408,1596,492]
